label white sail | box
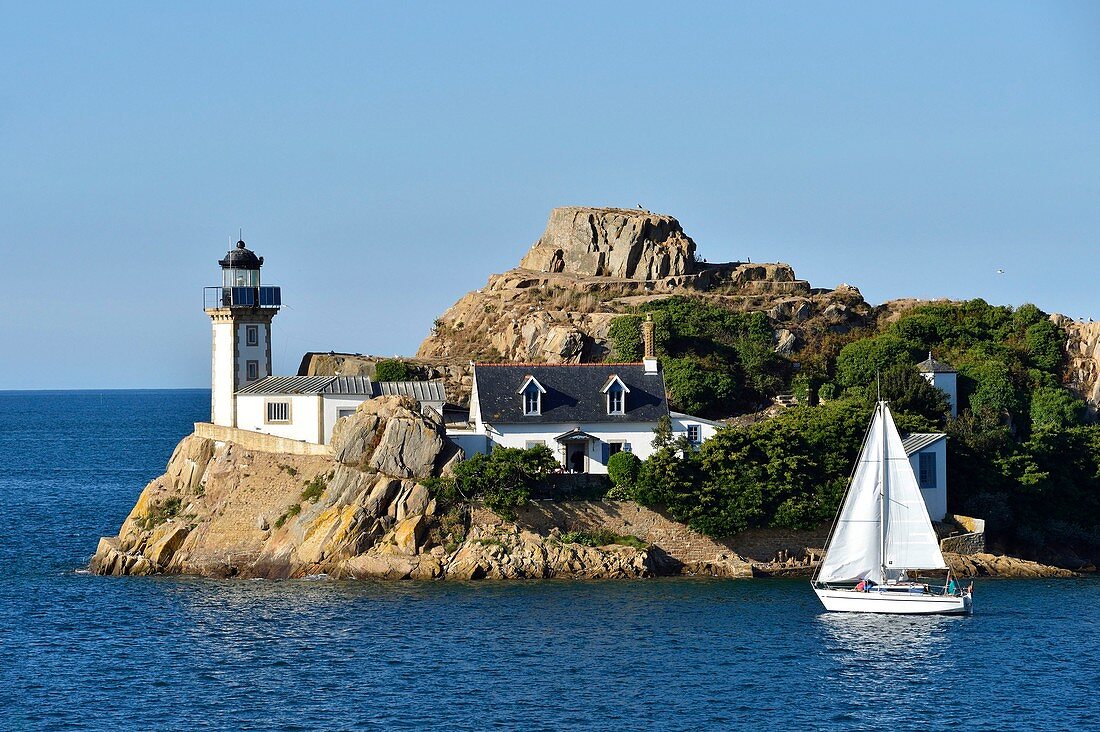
[816,405,885,584]
[881,406,948,573]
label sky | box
[1,2,1098,390]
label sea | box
[0,389,1097,731]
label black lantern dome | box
[219,240,264,288]
[219,240,264,270]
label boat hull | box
[814,588,972,615]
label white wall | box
[908,440,948,521]
[671,414,720,445]
[211,320,236,427]
[235,322,271,388]
[321,395,371,444]
[922,371,958,418]
[487,422,660,475]
[236,394,322,444]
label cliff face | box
[1056,316,1100,416]
[413,206,872,367]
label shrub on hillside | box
[452,445,559,520]
[375,359,411,381]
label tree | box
[1029,387,1084,431]
[869,364,950,423]
[835,335,912,388]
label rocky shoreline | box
[90,395,1078,582]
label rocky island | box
[93,206,1097,580]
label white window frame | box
[517,375,546,417]
[607,386,625,415]
[687,424,701,444]
[265,400,291,424]
[336,407,357,421]
[601,375,630,415]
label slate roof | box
[472,363,668,425]
[917,352,956,373]
[901,432,947,455]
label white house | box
[901,432,948,521]
[918,352,958,418]
[450,360,719,474]
[203,239,445,445]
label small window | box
[687,425,701,444]
[525,440,544,450]
[607,385,625,415]
[337,408,357,420]
[522,383,541,416]
[246,360,259,382]
[608,442,623,457]
[266,401,290,423]
[246,325,259,346]
[918,452,937,489]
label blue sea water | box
[0,390,1097,731]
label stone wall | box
[940,532,986,555]
[723,526,831,562]
[193,422,333,456]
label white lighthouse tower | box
[204,239,282,427]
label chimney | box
[642,313,658,374]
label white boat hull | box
[814,588,972,615]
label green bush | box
[1029,386,1084,431]
[375,359,411,381]
[452,445,558,520]
[608,315,643,361]
[606,451,641,499]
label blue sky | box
[2,2,1098,389]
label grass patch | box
[300,473,327,503]
[558,529,648,550]
[274,502,302,529]
[137,496,183,531]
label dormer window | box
[601,375,630,415]
[517,375,546,416]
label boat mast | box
[879,401,888,581]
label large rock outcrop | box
[519,206,697,279]
[329,395,447,477]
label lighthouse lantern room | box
[204,240,282,427]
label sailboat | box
[812,401,973,615]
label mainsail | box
[816,402,946,584]
[880,406,948,574]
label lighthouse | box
[203,239,282,427]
